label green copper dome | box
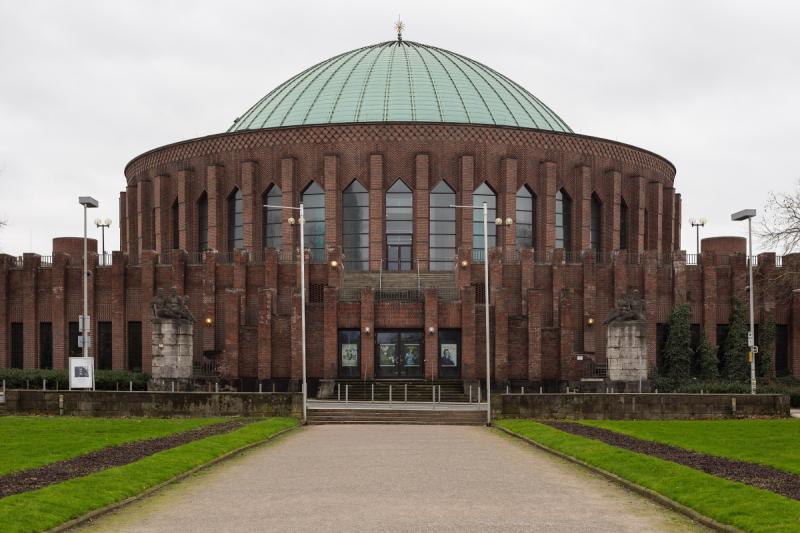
[228,40,572,133]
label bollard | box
[371,383,374,403]
[58,394,64,416]
[432,385,436,407]
[26,380,29,390]
[338,383,341,402]
[345,384,349,405]
[272,382,276,393]
[506,384,510,394]
[478,386,481,404]
[43,379,46,391]
[389,385,393,404]
[129,380,133,392]
[171,381,175,392]
[521,386,525,395]
[116,381,119,391]
[469,386,472,403]
[539,386,543,394]
[215,382,219,393]
[259,382,263,393]
[438,385,442,403]
[404,384,407,403]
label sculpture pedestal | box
[150,318,194,391]
[606,320,648,391]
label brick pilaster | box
[415,154,430,270]
[140,250,156,373]
[22,254,39,368]
[119,191,127,254]
[424,288,438,379]
[541,161,557,251]
[576,165,591,251]
[643,251,659,369]
[494,286,509,383]
[632,176,646,254]
[360,288,374,379]
[242,161,257,251]
[674,193,682,252]
[202,251,217,352]
[126,185,138,262]
[501,158,517,254]
[111,251,126,370]
[0,257,7,368]
[461,285,476,380]
[369,154,384,270]
[51,253,67,369]
[177,169,192,251]
[791,290,800,378]
[647,181,663,253]
[583,259,596,354]
[460,155,475,249]
[607,170,621,252]
[323,287,338,379]
[152,174,168,253]
[223,288,242,378]
[701,251,717,347]
[520,248,534,315]
[257,287,274,380]
[528,289,543,382]
[662,187,675,255]
[137,179,153,256]
[324,155,339,250]
[280,158,296,257]
[206,165,222,252]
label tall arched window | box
[342,180,369,271]
[620,199,629,250]
[228,188,244,251]
[171,199,179,250]
[429,181,456,271]
[590,193,602,252]
[555,189,572,250]
[197,192,208,251]
[262,185,283,250]
[516,185,535,249]
[473,182,497,250]
[302,182,325,263]
[386,180,413,271]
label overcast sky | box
[1,0,798,256]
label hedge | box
[0,369,149,390]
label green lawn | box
[0,416,225,475]
[496,419,800,533]
[0,417,298,533]
[580,419,800,475]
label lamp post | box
[265,202,307,421]
[94,218,112,265]
[450,202,510,425]
[689,217,706,256]
[731,209,757,395]
[78,197,99,358]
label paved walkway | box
[80,426,703,532]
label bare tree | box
[761,179,800,253]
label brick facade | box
[1,123,797,386]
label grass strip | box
[496,419,800,533]
[0,416,225,475]
[0,417,298,533]
[579,419,800,475]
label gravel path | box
[78,425,702,532]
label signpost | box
[69,357,95,390]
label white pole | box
[299,203,308,420]
[748,217,756,395]
[82,203,88,359]
[483,202,491,426]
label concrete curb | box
[493,424,742,533]
[49,422,301,532]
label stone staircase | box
[307,406,487,425]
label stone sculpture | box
[152,287,194,322]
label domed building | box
[0,36,795,389]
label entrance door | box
[375,330,424,378]
[386,244,412,271]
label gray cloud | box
[1,0,797,255]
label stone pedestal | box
[317,379,335,399]
[606,320,647,390]
[150,318,194,391]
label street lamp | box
[689,217,706,256]
[265,202,307,421]
[79,197,99,359]
[94,218,112,264]
[450,202,508,425]
[731,208,757,395]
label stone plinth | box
[150,318,194,391]
[606,321,647,385]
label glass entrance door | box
[386,243,412,271]
[375,330,424,378]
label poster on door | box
[379,344,396,367]
[403,344,421,367]
[440,344,458,367]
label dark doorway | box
[375,330,423,378]
[128,321,142,372]
[98,322,112,370]
[10,323,23,368]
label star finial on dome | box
[394,17,404,42]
